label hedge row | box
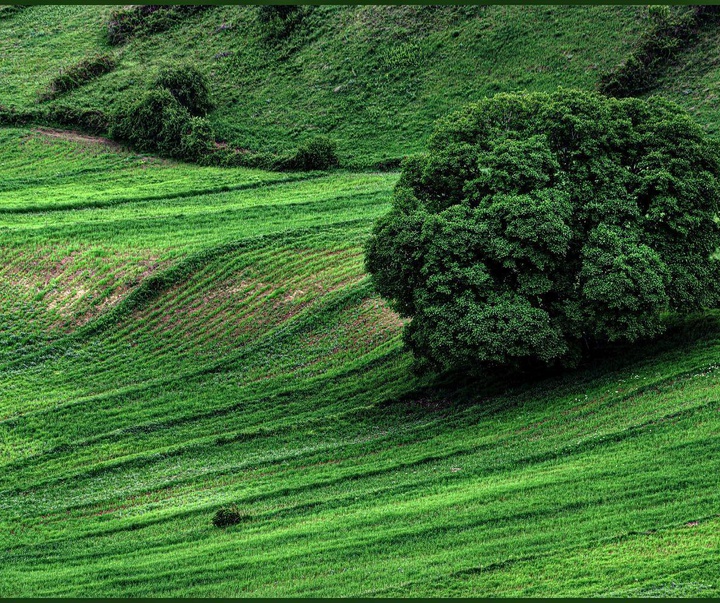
[39,54,116,102]
[599,5,720,98]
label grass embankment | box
[0,129,718,597]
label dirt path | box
[33,127,124,149]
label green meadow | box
[1,5,719,597]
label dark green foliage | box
[365,89,720,374]
[212,505,248,528]
[0,5,28,20]
[599,5,720,98]
[107,5,210,45]
[290,136,339,171]
[0,104,109,134]
[110,88,214,161]
[40,54,116,102]
[258,5,300,23]
[109,62,215,161]
[257,5,307,40]
[0,105,34,126]
[109,88,335,169]
[205,136,338,172]
[181,116,216,160]
[110,88,182,153]
[154,63,213,117]
[45,105,110,135]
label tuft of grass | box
[212,505,249,528]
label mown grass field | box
[0,127,719,597]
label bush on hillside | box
[257,5,307,40]
[45,105,110,135]
[110,88,214,161]
[212,505,248,528]
[40,54,116,102]
[365,89,720,374]
[107,5,211,45]
[154,63,213,117]
[180,116,216,160]
[290,135,339,170]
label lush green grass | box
[0,5,648,167]
[1,5,720,596]
[655,18,720,138]
[0,128,719,597]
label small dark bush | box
[212,505,248,528]
[45,105,110,135]
[154,63,213,117]
[257,5,307,40]
[40,54,116,102]
[290,136,339,170]
[181,116,216,160]
[0,105,35,126]
[0,104,109,134]
[107,6,145,45]
[111,88,215,161]
[373,157,404,171]
[107,5,211,45]
[203,138,338,172]
[110,88,184,152]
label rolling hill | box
[1,5,719,597]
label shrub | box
[290,136,339,170]
[257,5,307,40]
[181,116,216,160]
[107,6,146,45]
[110,88,183,152]
[365,90,720,374]
[0,105,35,126]
[107,5,211,45]
[212,505,248,528]
[154,63,213,117]
[110,88,214,161]
[45,105,110,135]
[40,54,116,101]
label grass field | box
[1,4,720,597]
[0,128,719,597]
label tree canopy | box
[365,89,720,374]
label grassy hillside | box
[0,5,647,167]
[2,4,720,597]
[1,128,719,597]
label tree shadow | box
[375,310,720,420]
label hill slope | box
[1,5,720,597]
[0,5,647,167]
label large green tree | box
[365,90,720,373]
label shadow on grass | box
[375,310,720,420]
